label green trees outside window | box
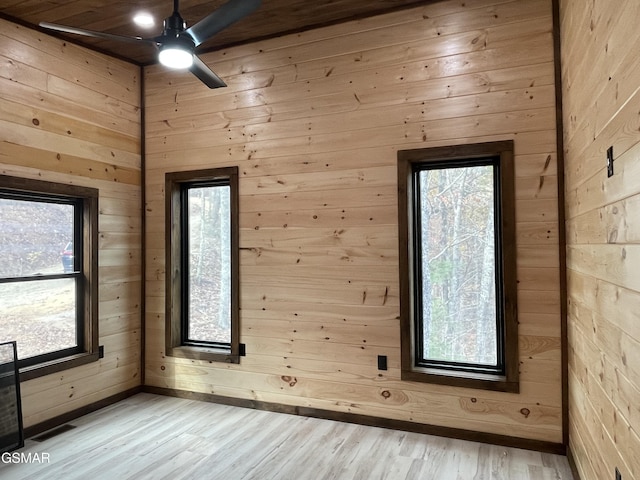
[398,141,518,392]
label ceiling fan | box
[39,0,261,88]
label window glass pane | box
[0,278,77,359]
[187,185,231,344]
[0,198,74,278]
[418,165,497,366]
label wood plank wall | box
[0,18,142,428]
[560,0,640,478]
[144,0,563,443]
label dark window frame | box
[165,167,240,364]
[397,141,519,393]
[0,175,99,382]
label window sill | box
[19,352,100,382]
[167,345,239,364]
[401,367,519,393]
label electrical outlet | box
[98,345,104,358]
[607,146,614,177]
[615,467,622,480]
[377,355,388,371]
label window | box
[0,176,99,380]
[397,141,518,392]
[165,167,239,363]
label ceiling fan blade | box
[189,55,227,88]
[39,22,156,45]
[185,0,261,47]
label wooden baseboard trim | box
[143,386,566,456]
[23,386,143,439]
[566,445,582,480]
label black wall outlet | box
[377,355,388,371]
[98,345,104,358]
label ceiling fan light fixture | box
[39,0,262,87]
[159,44,193,69]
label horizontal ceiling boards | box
[1,0,437,65]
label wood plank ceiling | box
[0,0,434,65]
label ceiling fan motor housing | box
[159,10,196,68]
[163,11,188,37]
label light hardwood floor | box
[0,393,574,479]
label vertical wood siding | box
[145,0,562,442]
[0,18,142,427]
[560,0,640,478]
